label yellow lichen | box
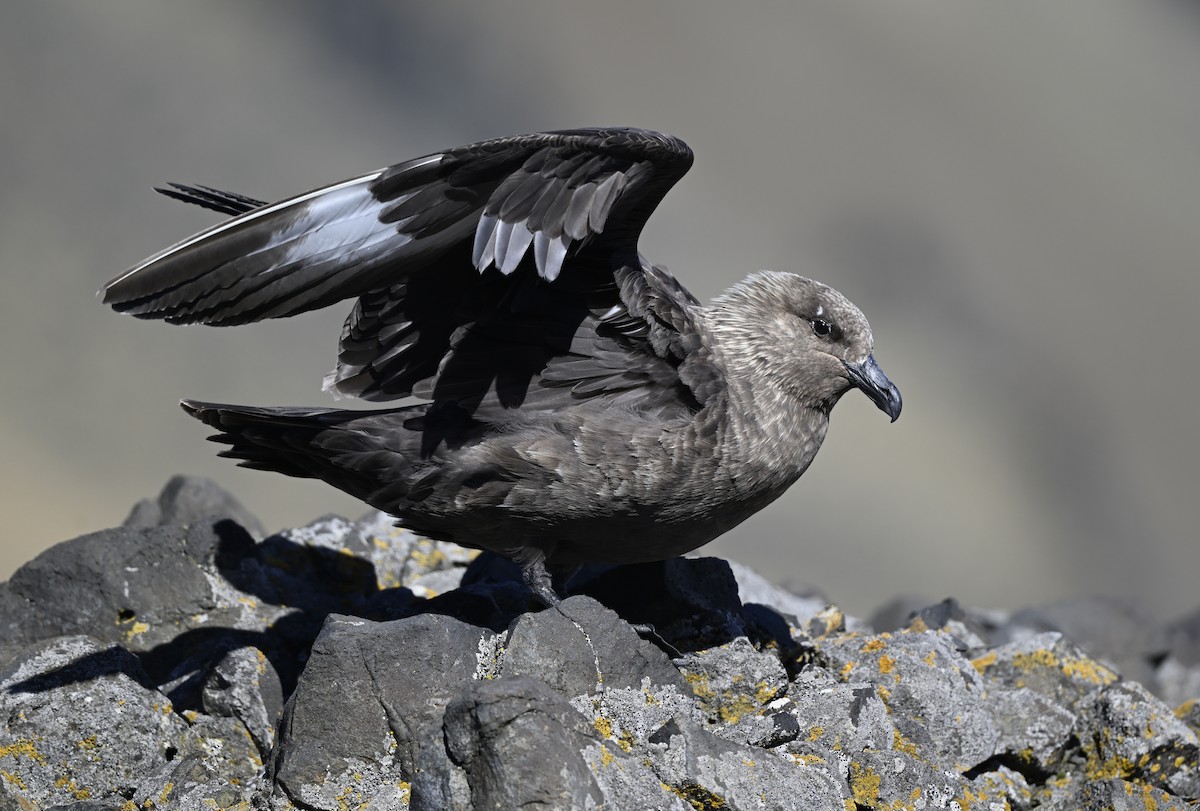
[593,716,614,739]
[971,651,997,674]
[684,672,715,701]
[892,728,920,757]
[861,638,887,653]
[754,681,780,705]
[122,621,150,642]
[848,761,881,807]
[1060,656,1118,686]
[1012,649,1059,671]
[409,541,449,571]
[715,694,759,725]
[664,782,727,810]
[0,740,45,764]
[808,726,825,742]
[791,752,826,766]
[53,775,93,799]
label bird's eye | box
[811,318,833,338]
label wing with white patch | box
[104,128,692,327]
[106,128,720,416]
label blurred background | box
[2,2,1198,622]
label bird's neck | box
[720,376,830,480]
[694,310,832,487]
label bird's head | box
[710,272,901,421]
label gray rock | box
[842,748,964,809]
[1001,596,1164,688]
[870,595,1009,644]
[647,716,847,809]
[124,473,266,538]
[674,636,789,746]
[971,631,1121,709]
[1053,777,1196,811]
[785,667,894,755]
[726,559,828,626]
[575,557,747,645]
[7,479,1200,809]
[963,766,1036,811]
[984,685,1075,773]
[816,627,999,772]
[1074,680,1200,798]
[1156,656,1200,712]
[131,751,256,810]
[0,521,237,651]
[445,676,683,811]
[267,612,494,810]
[280,510,477,594]
[201,645,283,754]
[500,595,686,698]
[0,636,186,809]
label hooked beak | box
[844,355,902,422]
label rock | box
[123,473,266,538]
[785,667,894,755]
[0,636,187,809]
[444,676,683,811]
[200,645,283,753]
[267,612,495,810]
[842,748,962,809]
[970,631,1121,709]
[984,685,1075,774]
[1001,596,1164,688]
[1074,680,1200,798]
[726,559,827,626]
[4,477,1200,809]
[675,636,789,746]
[816,627,1000,772]
[1056,777,1196,811]
[573,557,747,648]
[500,596,686,697]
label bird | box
[102,127,901,608]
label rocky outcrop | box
[0,477,1196,809]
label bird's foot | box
[521,556,562,609]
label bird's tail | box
[181,399,422,506]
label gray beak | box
[844,355,902,422]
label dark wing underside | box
[104,127,721,419]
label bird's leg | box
[519,554,668,647]
[520,554,562,608]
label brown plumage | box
[103,128,901,606]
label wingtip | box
[180,398,208,417]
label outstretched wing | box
[104,127,721,416]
